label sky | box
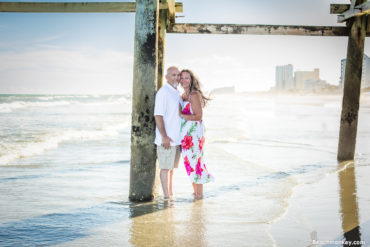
[0,0,368,94]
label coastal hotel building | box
[275,55,370,92]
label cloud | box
[32,34,64,44]
[0,47,134,94]
[166,32,360,92]
[0,34,64,50]
[34,44,61,49]
[183,55,233,65]
[168,54,273,92]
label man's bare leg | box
[160,169,170,198]
[169,169,174,196]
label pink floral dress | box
[180,101,214,184]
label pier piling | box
[129,0,159,201]
[337,0,366,161]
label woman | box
[179,69,214,199]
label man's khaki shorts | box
[157,145,181,170]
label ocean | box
[0,93,369,246]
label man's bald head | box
[167,66,179,75]
[165,66,180,86]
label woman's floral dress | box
[180,101,214,184]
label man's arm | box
[155,115,173,149]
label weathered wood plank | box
[0,1,183,13]
[158,0,167,88]
[337,0,366,161]
[331,4,351,14]
[168,23,349,36]
[129,0,159,202]
[0,2,136,12]
[167,0,176,24]
[175,2,183,13]
[337,1,370,22]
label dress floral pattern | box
[181,101,214,184]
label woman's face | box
[180,72,191,90]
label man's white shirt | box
[154,82,183,146]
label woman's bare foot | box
[164,193,170,200]
[195,194,203,200]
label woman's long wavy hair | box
[181,69,211,107]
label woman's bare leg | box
[192,183,197,196]
[195,184,203,199]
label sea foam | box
[0,123,129,166]
[0,95,130,113]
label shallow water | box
[0,93,369,246]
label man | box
[154,66,182,199]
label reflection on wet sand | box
[338,161,362,245]
[129,199,207,247]
[178,200,207,247]
[129,200,175,247]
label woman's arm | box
[180,92,203,121]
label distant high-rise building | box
[305,79,328,92]
[340,54,370,89]
[275,64,293,90]
[294,68,320,91]
[274,65,334,92]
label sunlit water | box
[0,93,369,247]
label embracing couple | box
[154,66,215,200]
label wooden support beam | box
[168,23,349,36]
[337,0,366,161]
[158,0,167,88]
[175,2,183,13]
[331,4,351,14]
[129,0,159,202]
[167,0,176,24]
[0,2,135,12]
[0,1,183,13]
[336,1,370,23]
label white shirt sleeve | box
[154,89,166,116]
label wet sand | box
[52,159,370,247]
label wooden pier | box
[1,0,368,201]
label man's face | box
[166,68,180,84]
